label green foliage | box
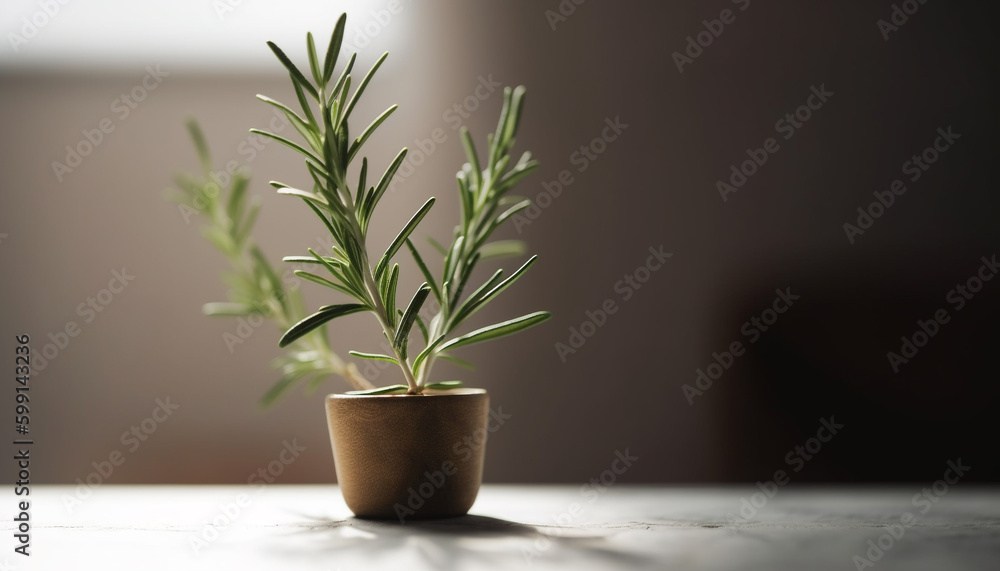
[165,119,373,406]
[250,13,550,395]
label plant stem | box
[317,92,420,394]
[415,158,500,387]
[361,267,419,393]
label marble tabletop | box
[4,485,999,570]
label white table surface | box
[3,485,998,570]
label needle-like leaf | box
[256,95,320,152]
[306,32,322,86]
[279,303,368,348]
[439,312,551,352]
[348,105,397,164]
[374,197,435,281]
[460,127,482,190]
[393,284,431,359]
[203,302,256,317]
[185,119,212,173]
[283,255,337,266]
[452,255,538,327]
[226,172,249,223]
[478,239,527,260]
[385,264,399,327]
[275,186,330,211]
[345,384,408,395]
[323,13,347,82]
[438,355,476,370]
[294,270,359,299]
[348,351,398,364]
[293,80,316,125]
[405,239,441,302]
[235,197,261,246]
[342,52,388,125]
[250,129,324,165]
[267,41,318,99]
[329,53,356,106]
[424,380,464,390]
[362,148,408,229]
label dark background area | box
[1,0,997,485]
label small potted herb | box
[247,14,546,518]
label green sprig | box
[253,15,550,395]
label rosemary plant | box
[165,120,374,404]
[256,14,550,395]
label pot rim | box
[327,387,486,399]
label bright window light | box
[1,0,406,72]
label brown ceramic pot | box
[326,388,489,519]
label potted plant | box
[171,13,549,519]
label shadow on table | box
[262,511,658,569]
